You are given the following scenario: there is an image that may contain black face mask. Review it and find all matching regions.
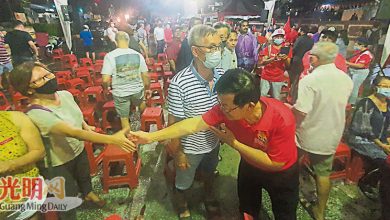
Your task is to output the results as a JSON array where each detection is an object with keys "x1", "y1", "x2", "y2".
[{"x1": 34, "y1": 78, "x2": 58, "y2": 94}]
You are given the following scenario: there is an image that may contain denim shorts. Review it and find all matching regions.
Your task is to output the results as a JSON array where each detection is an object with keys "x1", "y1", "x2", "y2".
[
  {"x1": 113, "y1": 90, "x2": 144, "y2": 118},
  {"x1": 175, "y1": 145, "x2": 220, "y2": 190},
  {"x1": 0, "y1": 62, "x2": 13, "y2": 75}
]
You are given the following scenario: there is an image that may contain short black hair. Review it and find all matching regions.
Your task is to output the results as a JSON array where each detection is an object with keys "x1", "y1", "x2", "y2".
[
  {"x1": 299, "y1": 25, "x2": 310, "y2": 34},
  {"x1": 356, "y1": 37, "x2": 369, "y2": 47},
  {"x1": 240, "y1": 20, "x2": 249, "y2": 27},
  {"x1": 215, "y1": 68, "x2": 260, "y2": 107},
  {"x1": 12, "y1": 20, "x2": 24, "y2": 28},
  {"x1": 320, "y1": 30, "x2": 338, "y2": 42},
  {"x1": 373, "y1": 75, "x2": 390, "y2": 86}
]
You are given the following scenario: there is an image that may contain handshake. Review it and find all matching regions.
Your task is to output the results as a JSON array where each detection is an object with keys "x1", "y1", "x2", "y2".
[{"x1": 111, "y1": 129, "x2": 153, "y2": 153}]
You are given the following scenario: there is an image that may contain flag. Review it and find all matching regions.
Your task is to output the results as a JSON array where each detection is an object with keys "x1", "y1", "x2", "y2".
[{"x1": 284, "y1": 16, "x2": 291, "y2": 35}]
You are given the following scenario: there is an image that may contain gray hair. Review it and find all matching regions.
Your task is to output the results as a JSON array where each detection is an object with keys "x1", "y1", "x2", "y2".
[
  {"x1": 188, "y1": 24, "x2": 217, "y2": 47},
  {"x1": 115, "y1": 31, "x2": 130, "y2": 43},
  {"x1": 310, "y1": 42, "x2": 339, "y2": 64}
]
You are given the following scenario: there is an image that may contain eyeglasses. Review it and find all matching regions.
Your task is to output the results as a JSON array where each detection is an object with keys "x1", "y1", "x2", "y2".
[
  {"x1": 194, "y1": 44, "x2": 222, "y2": 52},
  {"x1": 29, "y1": 72, "x2": 55, "y2": 88},
  {"x1": 377, "y1": 84, "x2": 390, "y2": 88},
  {"x1": 218, "y1": 100, "x2": 240, "y2": 113}
]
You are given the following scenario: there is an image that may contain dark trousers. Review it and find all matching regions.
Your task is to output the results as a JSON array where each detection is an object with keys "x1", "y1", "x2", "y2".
[
  {"x1": 12, "y1": 56, "x2": 34, "y2": 66},
  {"x1": 156, "y1": 40, "x2": 165, "y2": 54},
  {"x1": 380, "y1": 162, "x2": 390, "y2": 220},
  {"x1": 39, "y1": 149, "x2": 92, "y2": 220},
  {"x1": 238, "y1": 160, "x2": 299, "y2": 220}
]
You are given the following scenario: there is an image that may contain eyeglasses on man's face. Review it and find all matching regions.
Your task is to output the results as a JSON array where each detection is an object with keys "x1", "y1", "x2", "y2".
[
  {"x1": 218, "y1": 100, "x2": 240, "y2": 113},
  {"x1": 194, "y1": 44, "x2": 222, "y2": 53}
]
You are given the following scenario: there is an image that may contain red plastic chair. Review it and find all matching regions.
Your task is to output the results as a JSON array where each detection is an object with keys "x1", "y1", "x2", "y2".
[
  {"x1": 146, "y1": 82, "x2": 165, "y2": 107},
  {"x1": 55, "y1": 70, "x2": 72, "y2": 80},
  {"x1": 0, "y1": 91, "x2": 11, "y2": 111},
  {"x1": 140, "y1": 107, "x2": 165, "y2": 131},
  {"x1": 84, "y1": 141, "x2": 105, "y2": 176},
  {"x1": 83, "y1": 86, "x2": 104, "y2": 109},
  {"x1": 62, "y1": 54, "x2": 79, "y2": 70},
  {"x1": 157, "y1": 53, "x2": 168, "y2": 65},
  {"x1": 102, "y1": 144, "x2": 141, "y2": 193},
  {"x1": 56, "y1": 78, "x2": 67, "y2": 90},
  {"x1": 98, "y1": 52, "x2": 107, "y2": 59},
  {"x1": 148, "y1": 72, "x2": 159, "y2": 82},
  {"x1": 12, "y1": 92, "x2": 29, "y2": 112},
  {"x1": 52, "y1": 49, "x2": 64, "y2": 63},
  {"x1": 80, "y1": 58, "x2": 93, "y2": 67},
  {"x1": 101, "y1": 101, "x2": 120, "y2": 132},
  {"x1": 75, "y1": 69, "x2": 93, "y2": 87},
  {"x1": 95, "y1": 60, "x2": 104, "y2": 65},
  {"x1": 66, "y1": 78, "x2": 85, "y2": 91},
  {"x1": 347, "y1": 150, "x2": 366, "y2": 183}
]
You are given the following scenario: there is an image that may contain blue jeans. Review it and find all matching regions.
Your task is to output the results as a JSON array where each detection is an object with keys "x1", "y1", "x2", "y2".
[
  {"x1": 175, "y1": 145, "x2": 220, "y2": 190},
  {"x1": 260, "y1": 79, "x2": 284, "y2": 100},
  {"x1": 0, "y1": 62, "x2": 13, "y2": 75},
  {"x1": 348, "y1": 68, "x2": 369, "y2": 105}
]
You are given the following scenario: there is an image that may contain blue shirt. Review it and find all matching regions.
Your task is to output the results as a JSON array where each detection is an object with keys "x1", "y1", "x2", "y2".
[{"x1": 80, "y1": 30, "x2": 93, "y2": 46}]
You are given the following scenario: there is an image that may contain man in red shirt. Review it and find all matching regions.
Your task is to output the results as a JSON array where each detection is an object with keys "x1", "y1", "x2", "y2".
[
  {"x1": 300, "y1": 30, "x2": 347, "y2": 80},
  {"x1": 165, "y1": 27, "x2": 182, "y2": 73},
  {"x1": 258, "y1": 28, "x2": 292, "y2": 100},
  {"x1": 346, "y1": 37, "x2": 373, "y2": 104},
  {"x1": 130, "y1": 69, "x2": 299, "y2": 220}
]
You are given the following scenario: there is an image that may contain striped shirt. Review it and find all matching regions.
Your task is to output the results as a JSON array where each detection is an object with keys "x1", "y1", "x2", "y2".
[
  {"x1": 168, "y1": 63, "x2": 224, "y2": 154},
  {"x1": 0, "y1": 37, "x2": 11, "y2": 65}
]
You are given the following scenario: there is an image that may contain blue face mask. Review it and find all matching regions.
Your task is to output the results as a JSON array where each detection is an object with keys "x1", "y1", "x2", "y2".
[
  {"x1": 377, "y1": 87, "x2": 390, "y2": 98},
  {"x1": 353, "y1": 45, "x2": 360, "y2": 51},
  {"x1": 203, "y1": 50, "x2": 222, "y2": 69},
  {"x1": 274, "y1": 38, "x2": 284, "y2": 45}
]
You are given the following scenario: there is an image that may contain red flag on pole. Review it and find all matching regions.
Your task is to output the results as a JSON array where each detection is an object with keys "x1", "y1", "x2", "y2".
[{"x1": 284, "y1": 16, "x2": 291, "y2": 34}]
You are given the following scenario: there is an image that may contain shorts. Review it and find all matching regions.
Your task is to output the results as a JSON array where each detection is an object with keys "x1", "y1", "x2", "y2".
[
  {"x1": 175, "y1": 145, "x2": 220, "y2": 190},
  {"x1": 84, "y1": 45, "x2": 94, "y2": 53},
  {"x1": 113, "y1": 90, "x2": 144, "y2": 118},
  {"x1": 0, "y1": 62, "x2": 13, "y2": 75},
  {"x1": 299, "y1": 148, "x2": 334, "y2": 177}
]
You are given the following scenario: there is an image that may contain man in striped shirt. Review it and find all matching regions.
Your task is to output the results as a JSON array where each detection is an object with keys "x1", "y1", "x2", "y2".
[
  {"x1": 0, "y1": 26, "x2": 12, "y2": 89},
  {"x1": 167, "y1": 24, "x2": 223, "y2": 219}
]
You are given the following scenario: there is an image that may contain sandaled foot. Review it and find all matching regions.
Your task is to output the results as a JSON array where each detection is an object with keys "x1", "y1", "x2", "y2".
[
  {"x1": 85, "y1": 192, "x2": 106, "y2": 208},
  {"x1": 178, "y1": 206, "x2": 191, "y2": 220}
]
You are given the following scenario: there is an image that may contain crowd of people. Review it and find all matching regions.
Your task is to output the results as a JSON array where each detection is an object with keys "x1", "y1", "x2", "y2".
[{"x1": 0, "y1": 14, "x2": 389, "y2": 220}]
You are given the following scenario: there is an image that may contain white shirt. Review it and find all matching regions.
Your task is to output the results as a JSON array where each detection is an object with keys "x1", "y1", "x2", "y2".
[
  {"x1": 101, "y1": 48, "x2": 148, "y2": 97},
  {"x1": 154, "y1": 27, "x2": 165, "y2": 41},
  {"x1": 106, "y1": 27, "x2": 118, "y2": 42},
  {"x1": 220, "y1": 47, "x2": 237, "y2": 71},
  {"x1": 294, "y1": 63, "x2": 353, "y2": 155}
]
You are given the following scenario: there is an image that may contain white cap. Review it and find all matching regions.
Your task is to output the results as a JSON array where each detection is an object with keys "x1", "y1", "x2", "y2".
[
  {"x1": 328, "y1": 26, "x2": 336, "y2": 32},
  {"x1": 83, "y1": 25, "x2": 89, "y2": 30},
  {"x1": 271, "y1": 28, "x2": 285, "y2": 37}
]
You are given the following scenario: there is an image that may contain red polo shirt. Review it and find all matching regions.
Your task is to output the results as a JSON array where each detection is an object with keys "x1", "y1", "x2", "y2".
[
  {"x1": 300, "y1": 51, "x2": 348, "y2": 79},
  {"x1": 259, "y1": 44, "x2": 293, "y2": 82},
  {"x1": 349, "y1": 50, "x2": 373, "y2": 69},
  {"x1": 202, "y1": 97, "x2": 297, "y2": 171}
]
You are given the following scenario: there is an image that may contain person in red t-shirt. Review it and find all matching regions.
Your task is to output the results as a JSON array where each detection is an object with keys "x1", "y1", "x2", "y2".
[
  {"x1": 165, "y1": 27, "x2": 182, "y2": 73},
  {"x1": 164, "y1": 23, "x2": 173, "y2": 44},
  {"x1": 346, "y1": 37, "x2": 373, "y2": 104},
  {"x1": 258, "y1": 28, "x2": 292, "y2": 100},
  {"x1": 130, "y1": 69, "x2": 299, "y2": 220},
  {"x1": 300, "y1": 30, "x2": 348, "y2": 80}
]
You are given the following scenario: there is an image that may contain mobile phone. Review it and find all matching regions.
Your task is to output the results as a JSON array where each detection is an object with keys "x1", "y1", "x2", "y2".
[{"x1": 279, "y1": 46, "x2": 290, "y2": 55}]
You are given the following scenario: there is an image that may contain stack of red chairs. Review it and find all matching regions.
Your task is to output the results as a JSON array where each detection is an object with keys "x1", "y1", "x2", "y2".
[
  {"x1": 52, "y1": 48, "x2": 65, "y2": 63},
  {"x1": 62, "y1": 54, "x2": 79, "y2": 70},
  {"x1": 75, "y1": 67, "x2": 93, "y2": 87},
  {"x1": 0, "y1": 91, "x2": 11, "y2": 111},
  {"x1": 12, "y1": 92, "x2": 29, "y2": 112}
]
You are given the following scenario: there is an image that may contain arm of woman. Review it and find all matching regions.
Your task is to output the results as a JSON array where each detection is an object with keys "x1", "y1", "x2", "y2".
[
  {"x1": 5, "y1": 112, "x2": 45, "y2": 172},
  {"x1": 49, "y1": 121, "x2": 136, "y2": 152}
]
